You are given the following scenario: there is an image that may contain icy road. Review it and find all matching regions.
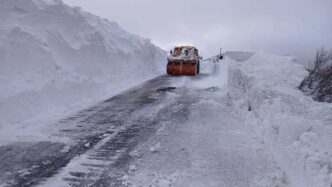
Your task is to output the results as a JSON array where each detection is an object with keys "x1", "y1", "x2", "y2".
[{"x1": 0, "y1": 56, "x2": 284, "y2": 187}]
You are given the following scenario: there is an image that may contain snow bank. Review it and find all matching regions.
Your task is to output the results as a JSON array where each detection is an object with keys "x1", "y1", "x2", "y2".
[
  {"x1": 227, "y1": 53, "x2": 332, "y2": 187},
  {"x1": 0, "y1": 0, "x2": 166, "y2": 130}
]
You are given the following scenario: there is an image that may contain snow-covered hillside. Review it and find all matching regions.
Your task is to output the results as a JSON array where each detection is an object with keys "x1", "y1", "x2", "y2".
[
  {"x1": 227, "y1": 53, "x2": 332, "y2": 187},
  {"x1": 0, "y1": 1, "x2": 331, "y2": 186},
  {"x1": 0, "y1": 0, "x2": 166, "y2": 130}
]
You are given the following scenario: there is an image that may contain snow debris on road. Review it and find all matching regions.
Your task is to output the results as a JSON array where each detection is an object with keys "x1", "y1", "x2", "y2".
[
  {"x1": 149, "y1": 142, "x2": 162, "y2": 153},
  {"x1": 126, "y1": 55, "x2": 286, "y2": 187}
]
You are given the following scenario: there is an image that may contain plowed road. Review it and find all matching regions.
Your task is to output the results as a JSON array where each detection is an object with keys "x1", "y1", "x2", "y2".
[{"x1": 0, "y1": 60, "x2": 282, "y2": 187}]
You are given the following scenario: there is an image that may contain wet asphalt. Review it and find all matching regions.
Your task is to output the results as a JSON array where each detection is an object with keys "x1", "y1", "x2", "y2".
[{"x1": 0, "y1": 75, "x2": 200, "y2": 187}]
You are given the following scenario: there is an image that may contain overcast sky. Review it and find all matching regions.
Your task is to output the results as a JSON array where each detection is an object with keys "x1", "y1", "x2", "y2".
[{"x1": 63, "y1": 0, "x2": 332, "y2": 62}]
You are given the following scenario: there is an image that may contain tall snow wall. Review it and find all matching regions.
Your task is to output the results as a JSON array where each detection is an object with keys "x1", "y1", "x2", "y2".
[
  {"x1": 0, "y1": 0, "x2": 166, "y2": 127},
  {"x1": 227, "y1": 53, "x2": 332, "y2": 187}
]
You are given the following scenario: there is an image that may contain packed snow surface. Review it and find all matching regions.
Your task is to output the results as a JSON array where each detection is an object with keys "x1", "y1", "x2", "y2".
[
  {"x1": 38, "y1": 57, "x2": 285, "y2": 187},
  {"x1": 0, "y1": 0, "x2": 165, "y2": 144},
  {"x1": 125, "y1": 60, "x2": 284, "y2": 187}
]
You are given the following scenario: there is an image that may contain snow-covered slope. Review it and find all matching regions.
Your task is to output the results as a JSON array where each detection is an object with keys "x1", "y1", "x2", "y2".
[
  {"x1": 0, "y1": 0, "x2": 166, "y2": 129},
  {"x1": 227, "y1": 53, "x2": 332, "y2": 187}
]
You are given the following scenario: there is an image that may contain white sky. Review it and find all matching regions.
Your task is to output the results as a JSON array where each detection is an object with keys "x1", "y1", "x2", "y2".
[{"x1": 63, "y1": 0, "x2": 332, "y2": 62}]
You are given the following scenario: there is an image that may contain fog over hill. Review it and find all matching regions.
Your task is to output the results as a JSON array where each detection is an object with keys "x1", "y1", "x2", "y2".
[{"x1": 64, "y1": 0, "x2": 332, "y2": 63}]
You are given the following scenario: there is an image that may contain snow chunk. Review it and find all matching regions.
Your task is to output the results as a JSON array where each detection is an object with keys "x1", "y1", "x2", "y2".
[{"x1": 149, "y1": 142, "x2": 161, "y2": 153}]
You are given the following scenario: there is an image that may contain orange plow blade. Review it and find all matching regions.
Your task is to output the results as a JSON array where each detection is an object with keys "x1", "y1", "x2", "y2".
[{"x1": 167, "y1": 61, "x2": 197, "y2": 76}]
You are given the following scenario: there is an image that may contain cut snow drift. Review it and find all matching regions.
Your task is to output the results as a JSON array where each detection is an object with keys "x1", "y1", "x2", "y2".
[
  {"x1": 0, "y1": 0, "x2": 166, "y2": 135},
  {"x1": 227, "y1": 53, "x2": 332, "y2": 187}
]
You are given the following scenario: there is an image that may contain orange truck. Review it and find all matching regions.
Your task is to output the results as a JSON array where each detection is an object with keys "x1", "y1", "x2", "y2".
[{"x1": 167, "y1": 45, "x2": 202, "y2": 76}]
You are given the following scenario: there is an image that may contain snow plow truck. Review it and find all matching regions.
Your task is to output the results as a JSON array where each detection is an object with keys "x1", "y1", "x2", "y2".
[{"x1": 167, "y1": 45, "x2": 202, "y2": 76}]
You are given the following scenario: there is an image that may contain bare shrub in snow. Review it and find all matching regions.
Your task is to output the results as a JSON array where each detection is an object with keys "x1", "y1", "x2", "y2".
[{"x1": 299, "y1": 48, "x2": 332, "y2": 103}]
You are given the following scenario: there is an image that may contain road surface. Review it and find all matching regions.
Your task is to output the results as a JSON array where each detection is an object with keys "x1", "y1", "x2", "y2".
[{"x1": 0, "y1": 60, "x2": 284, "y2": 187}]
